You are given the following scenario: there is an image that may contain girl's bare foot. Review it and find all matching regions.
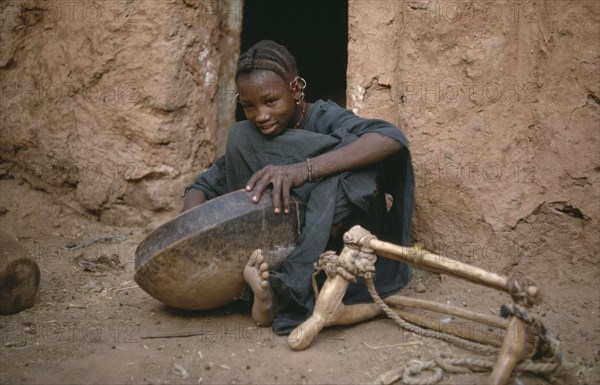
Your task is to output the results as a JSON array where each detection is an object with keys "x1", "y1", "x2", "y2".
[{"x1": 243, "y1": 249, "x2": 278, "y2": 326}]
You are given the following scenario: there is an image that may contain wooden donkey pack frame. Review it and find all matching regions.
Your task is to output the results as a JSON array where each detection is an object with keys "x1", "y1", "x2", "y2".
[{"x1": 288, "y1": 226, "x2": 564, "y2": 385}]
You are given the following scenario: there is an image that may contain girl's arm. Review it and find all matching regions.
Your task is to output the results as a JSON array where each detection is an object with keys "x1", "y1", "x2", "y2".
[
  {"x1": 310, "y1": 132, "x2": 403, "y2": 179},
  {"x1": 246, "y1": 132, "x2": 403, "y2": 214},
  {"x1": 181, "y1": 188, "x2": 207, "y2": 213},
  {"x1": 181, "y1": 156, "x2": 227, "y2": 213}
]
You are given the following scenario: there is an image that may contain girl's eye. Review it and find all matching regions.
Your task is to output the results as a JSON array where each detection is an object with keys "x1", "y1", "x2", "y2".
[
  {"x1": 242, "y1": 104, "x2": 253, "y2": 110},
  {"x1": 265, "y1": 99, "x2": 275, "y2": 106}
]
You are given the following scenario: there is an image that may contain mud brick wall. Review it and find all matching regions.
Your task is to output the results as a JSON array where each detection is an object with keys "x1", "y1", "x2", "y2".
[
  {"x1": 0, "y1": 0, "x2": 241, "y2": 226},
  {"x1": 2, "y1": 0, "x2": 598, "y2": 278},
  {"x1": 347, "y1": 0, "x2": 599, "y2": 279}
]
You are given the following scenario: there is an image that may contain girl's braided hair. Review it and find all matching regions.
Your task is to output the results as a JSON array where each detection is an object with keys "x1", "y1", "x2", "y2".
[{"x1": 236, "y1": 40, "x2": 299, "y2": 83}]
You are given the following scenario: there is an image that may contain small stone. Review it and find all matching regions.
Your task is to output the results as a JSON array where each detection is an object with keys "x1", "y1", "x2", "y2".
[
  {"x1": 173, "y1": 364, "x2": 189, "y2": 379},
  {"x1": 415, "y1": 282, "x2": 426, "y2": 293},
  {"x1": 0, "y1": 207, "x2": 7, "y2": 215}
]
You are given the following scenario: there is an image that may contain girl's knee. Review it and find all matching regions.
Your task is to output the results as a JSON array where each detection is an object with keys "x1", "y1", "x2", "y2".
[{"x1": 226, "y1": 121, "x2": 262, "y2": 153}]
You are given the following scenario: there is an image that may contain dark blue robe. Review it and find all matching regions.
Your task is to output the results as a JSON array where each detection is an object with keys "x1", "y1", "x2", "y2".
[{"x1": 187, "y1": 100, "x2": 415, "y2": 334}]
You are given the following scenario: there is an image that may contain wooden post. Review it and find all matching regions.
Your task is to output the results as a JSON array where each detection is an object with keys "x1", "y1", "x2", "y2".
[
  {"x1": 0, "y1": 230, "x2": 40, "y2": 314},
  {"x1": 384, "y1": 295, "x2": 508, "y2": 329},
  {"x1": 392, "y1": 308, "x2": 505, "y2": 347},
  {"x1": 351, "y1": 227, "x2": 539, "y2": 305}
]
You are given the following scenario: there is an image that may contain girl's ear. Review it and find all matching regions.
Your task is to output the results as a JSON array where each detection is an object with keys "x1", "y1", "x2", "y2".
[{"x1": 289, "y1": 77, "x2": 307, "y2": 104}]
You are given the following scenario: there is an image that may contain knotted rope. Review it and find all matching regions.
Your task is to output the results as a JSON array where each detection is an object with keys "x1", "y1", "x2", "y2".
[
  {"x1": 311, "y1": 230, "x2": 377, "y2": 295},
  {"x1": 364, "y1": 278, "x2": 498, "y2": 355},
  {"x1": 389, "y1": 352, "x2": 564, "y2": 385},
  {"x1": 506, "y1": 273, "x2": 542, "y2": 307}
]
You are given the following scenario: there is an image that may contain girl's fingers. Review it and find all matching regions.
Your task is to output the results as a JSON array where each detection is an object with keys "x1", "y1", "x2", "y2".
[
  {"x1": 246, "y1": 165, "x2": 295, "y2": 213},
  {"x1": 271, "y1": 177, "x2": 282, "y2": 214},
  {"x1": 282, "y1": 185, "x2": 291, "y2": 214},
  {"x1": 246, "y1": 168, "x2": 264, "y2": 192},
  {"x1": 252, "y1": 175, "x2": 271, "y2": 203}
]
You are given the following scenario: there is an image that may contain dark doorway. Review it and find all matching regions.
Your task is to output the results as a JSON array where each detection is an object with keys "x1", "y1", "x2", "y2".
[{"x1": 237, "y1": 0, "x2": 348, "y2": 121}]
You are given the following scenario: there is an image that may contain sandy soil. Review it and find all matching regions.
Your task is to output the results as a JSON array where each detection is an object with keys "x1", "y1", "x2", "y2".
[{"x1": 0, "y1": 178, "x2": 598, "y2": 385}]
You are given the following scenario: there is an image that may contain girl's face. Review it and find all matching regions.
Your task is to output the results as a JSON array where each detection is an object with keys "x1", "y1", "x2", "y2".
[{"x1": 236, "y1": 70, "x2": 297, "y2": 137}]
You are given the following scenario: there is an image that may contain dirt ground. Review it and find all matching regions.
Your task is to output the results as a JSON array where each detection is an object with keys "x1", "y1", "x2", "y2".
[{"x1": 0, "y1": 177, "x2": 598, "y2": 385}]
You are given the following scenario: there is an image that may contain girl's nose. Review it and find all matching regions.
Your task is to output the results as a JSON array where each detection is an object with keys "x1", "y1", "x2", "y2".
[{"x1": 255, "y1": 108, "x2": 270, "y2": 123}]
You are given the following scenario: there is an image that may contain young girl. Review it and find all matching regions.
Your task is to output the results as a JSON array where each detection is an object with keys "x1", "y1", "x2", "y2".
[{"x1": 183, "y1": 40, "x2": 414, "y2": 334}]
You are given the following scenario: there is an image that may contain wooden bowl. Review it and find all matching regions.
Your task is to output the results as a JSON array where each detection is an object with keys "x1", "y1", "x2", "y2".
[{"x1": 134, "y1": 190, "x2": 305, "y2": 310}]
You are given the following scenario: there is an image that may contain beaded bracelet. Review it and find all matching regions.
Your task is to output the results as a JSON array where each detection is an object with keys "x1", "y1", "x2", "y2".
[{"x1": 306, "y1": 158, "x2": 313, "y2": 183}]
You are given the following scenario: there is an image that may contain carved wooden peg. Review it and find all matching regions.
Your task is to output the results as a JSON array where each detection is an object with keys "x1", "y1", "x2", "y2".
[
  {"x1": 288, "y1": 274, "x2": 349, "y2": 351},
  {"x1": 488, "y1": 315, "x2": 535, "y2": 385},
  {"x1": 288, "y1": 228, "x2": 381, "y2": 351}
]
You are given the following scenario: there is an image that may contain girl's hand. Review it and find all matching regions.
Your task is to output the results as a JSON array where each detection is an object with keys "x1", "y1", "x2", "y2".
[{"x1": 246, "y1": 163, "x2": 308, "y2": 214}]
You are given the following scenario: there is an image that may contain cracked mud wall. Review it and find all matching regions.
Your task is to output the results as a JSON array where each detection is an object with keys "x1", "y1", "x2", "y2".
[
  {"x1": 0, "y1": 0, "x2": 241, "y2": 226},
  {"x1": 1, "y1": 0, "x2": 598, "y2": 278},
  {"x1": 348, "y1": 0, "x2": 599, "y2": 278}
]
